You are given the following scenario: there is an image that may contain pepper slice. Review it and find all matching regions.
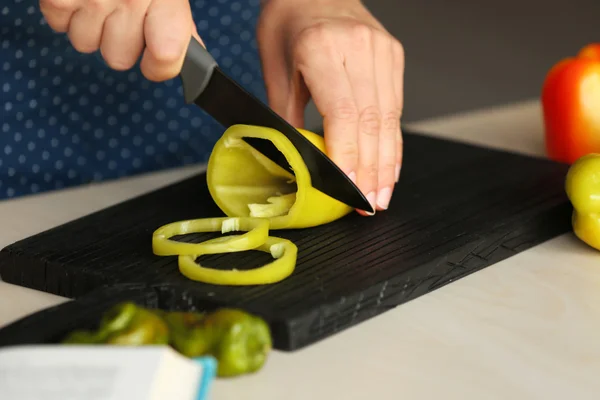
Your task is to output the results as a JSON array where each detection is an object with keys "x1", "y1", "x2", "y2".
[
  {"x1": 152, "y1": 126, "x2": 353, "y2": 287},
  {"x1": 178, "y1": 235, "x2": 297, "y2": 285},
  {"x1": 152, "y1": 217, "x2": 269, "y2": 256},
  {"x1": 206, "y1": 125, "x2": 353, "y2": 229}
]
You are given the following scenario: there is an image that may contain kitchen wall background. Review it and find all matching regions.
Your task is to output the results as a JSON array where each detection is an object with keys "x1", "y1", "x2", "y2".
[{"x1": 305, "y1": 0, "x2": 600, "y2": 128}]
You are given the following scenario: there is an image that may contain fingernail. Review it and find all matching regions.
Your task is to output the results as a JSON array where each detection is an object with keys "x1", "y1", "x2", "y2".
[
  {"x1": 377, "y1": 187, "x2": 393, "y2": 210},
  {"x1": 395, "y1": 164, "x2": 401, "y2": 182},
  {"x1": 366, "y1": 191, "x2": 377, "y2": 215},
  {"x1": 348, "y1": 171, "x2": 357, "y2": 184}
]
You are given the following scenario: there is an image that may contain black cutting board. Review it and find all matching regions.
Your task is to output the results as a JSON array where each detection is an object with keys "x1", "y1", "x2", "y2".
[{"x1": 0, "y1": 130, "x2": 573, "y2": 350}]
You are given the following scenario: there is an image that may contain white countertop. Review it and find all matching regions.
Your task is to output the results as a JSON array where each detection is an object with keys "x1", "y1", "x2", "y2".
[{"x1": 1, "y1": 99, "x2": 599, "y2": 400}]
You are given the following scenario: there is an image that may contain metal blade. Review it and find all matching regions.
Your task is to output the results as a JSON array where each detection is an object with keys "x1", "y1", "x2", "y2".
[{"x1": 192, "y1": 67, "x2": 373, "y2": 213}]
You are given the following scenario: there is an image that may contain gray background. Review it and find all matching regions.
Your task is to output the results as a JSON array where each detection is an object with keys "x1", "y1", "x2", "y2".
[{"x1": 305, "y1": 0, "x2": 600, "y2": 129}]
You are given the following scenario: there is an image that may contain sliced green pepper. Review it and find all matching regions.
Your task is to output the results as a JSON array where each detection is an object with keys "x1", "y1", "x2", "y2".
[
  {"x1": 178, "y1": 235, "x2": 297, "y2": 285},
  {"x1": 207, "y1": 125, "x2": 353, "y2": 229},
  {"x1": 152, "y1": 125, "x2": 356, "y2": 287},
  {"x1": 153, "y1": 217, "x2": 270, "y2": 256}
]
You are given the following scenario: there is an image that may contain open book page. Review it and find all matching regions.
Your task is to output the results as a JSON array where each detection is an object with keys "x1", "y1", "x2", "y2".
[
  {"x1": 152, "y1": 346, "x2": 204, "y2": 400},
  {"x1": 0, "y1": 345, "x2": 214, "y2": 400}
]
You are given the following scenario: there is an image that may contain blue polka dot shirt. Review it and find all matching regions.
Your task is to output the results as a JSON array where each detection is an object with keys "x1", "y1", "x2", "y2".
[{"x1": 0, "y1": 0, "x2": 267, "y2": 200}]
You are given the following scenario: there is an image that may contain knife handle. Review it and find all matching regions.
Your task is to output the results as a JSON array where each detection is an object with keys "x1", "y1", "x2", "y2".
[{"x1": 180, "y1": 36, "x2": 218, "y2": 104}]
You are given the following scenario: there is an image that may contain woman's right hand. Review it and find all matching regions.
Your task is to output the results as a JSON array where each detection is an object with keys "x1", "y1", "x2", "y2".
[{"x1": 39, "y1": 0, "x2": 203, "y2": 81}]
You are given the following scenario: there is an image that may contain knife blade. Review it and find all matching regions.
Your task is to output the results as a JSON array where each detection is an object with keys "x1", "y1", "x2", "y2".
[{"x1": 178, "y1": 36, "x2": 374, "y2": 214}]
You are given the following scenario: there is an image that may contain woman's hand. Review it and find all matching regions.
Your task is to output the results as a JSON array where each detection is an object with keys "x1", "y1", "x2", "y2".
[
  {"x1": 257, "y1": 0, "x2": 405, "y2": 215},
  {"x1": 39, "y1": 0, "x2": 202, "y2": 81}
]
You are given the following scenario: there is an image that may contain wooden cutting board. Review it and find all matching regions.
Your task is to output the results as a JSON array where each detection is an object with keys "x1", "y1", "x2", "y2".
[{"x1": 0, "y1": 130, "x2": 573, "y2": 350}]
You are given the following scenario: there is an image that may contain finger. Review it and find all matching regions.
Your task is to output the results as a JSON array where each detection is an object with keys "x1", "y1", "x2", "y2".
[
  {"x1": 282, "y1": 72, "x2": 310, "y2": 128},
  {"x1": 68, "y1": 0, "x2": 118, "y2": 53},
  {"x1": 392, "y1": 40, "x2": 405, "y2": 181},
  {"x1": 293, "y1": 27, "x2": 360, "y2": 188},
  {"x1": 344, "y1": 26, "x2": 381, "y2": 215},
  {"x1": 373, "y1": 33, "x2": 399, "y2": 211},
  {"x1": 39, "y1": 0, "x2": 80, "y2": 32},
  {"x1": 100, "y1": 1, "x2": 149, "y2": 69},
  {"x1": 257, "y1": 21, "x2": 309, "y2": 129},
  {"x1": 140, "y1": 0, "x2": 194, "y2": 81},
  {"x1": 258, "y1": 29, "x2": 290, "y2": 120}
]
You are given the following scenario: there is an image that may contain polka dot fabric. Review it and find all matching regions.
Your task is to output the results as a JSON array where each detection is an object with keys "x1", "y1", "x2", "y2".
[{"x1": 0, "y1": 0, "x2": 267, "y2": 200}]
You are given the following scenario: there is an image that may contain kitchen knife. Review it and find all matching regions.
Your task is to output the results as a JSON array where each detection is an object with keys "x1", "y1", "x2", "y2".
[{"x1": 178, "y1": 36, "x2": 374, "y2": 214}]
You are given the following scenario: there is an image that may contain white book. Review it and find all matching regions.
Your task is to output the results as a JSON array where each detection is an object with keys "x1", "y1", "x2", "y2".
[{"x1": 0, "y1": 344, "x2": 217, "y2": 400}]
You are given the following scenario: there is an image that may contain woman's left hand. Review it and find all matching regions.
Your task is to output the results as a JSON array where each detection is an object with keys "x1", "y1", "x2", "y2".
[{"x1": 257, "y1": 0, "x2": 405, "y2": 215}]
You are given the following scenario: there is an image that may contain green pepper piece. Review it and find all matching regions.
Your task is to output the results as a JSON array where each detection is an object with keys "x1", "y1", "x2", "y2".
[
  {"x1": 104, "y1": 307, "x2": 170, "y2": 346},
  {"x1": 202, "y1": 309, "x2": 272, "y2": 377},
  {"x1": 61, "y1": 302, "x2": 169, "y2": 346},
  {"x1": 96, "y1": 302, "x2": 139, "y2": 338},
  {"x1": 62, "y1": 330, "x2": 100, "y2": 344},
  {"x1": 61, "y1": 302, "x2": 138, "y2": 344},
  {"x1": 160, "y1": 310, "x2": 213, "y2": 357}
]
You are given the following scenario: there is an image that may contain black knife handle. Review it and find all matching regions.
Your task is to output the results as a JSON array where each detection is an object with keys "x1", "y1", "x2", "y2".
[{"x1": 180, "y1": 36, "x2": 218, "y2": 104}]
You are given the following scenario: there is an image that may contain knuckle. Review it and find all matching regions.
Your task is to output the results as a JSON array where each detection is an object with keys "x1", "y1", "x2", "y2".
[
  {"x1": 295, "y1": 23, "x2": 330, "y2": 53},
  {"x1": 350, "y1": 23, "x2": 373, "y2": 45},
  {"x1": 338, "y1": 141, "x2": 358, "y2": 159},
  {"x1": 381, "y1": 160, "x2": 397, "y2": 173},
  {"x1": 329, "y1": 98, "x2": 358, "y2": 121},
  {"x1": 293, "y1": 23, "x2": 338, "y2": 65},
  {"x1": 141, "y1": 64, "x2": 177, "y2": 82},
  {"x1": 360, "y1": 162, "x2": 378, "y2": 179},
  {"x1": 72, "y1": 42, "x2": 99, "y2": 54},
  {"x1": 101, "y1": 45, "x2": 139, "y2": 70},
  {"x1": 393, "y1": 39, "x2": 405, "y2": 61},
  {"x1": 105, "y1": 56, "x2": 136, "y2": 71},
  {"x1": 86, "y1": 0, "x2": 111, "y2": 12},
  {"x1": 152, "y1": 48, "x2": 183, "y2": 65},
  {"x1": 293, "y1": 23, "x2": 348, "y2": 71},
  {"x1": 68, "y1": 33, "x2": 99, "y2": 53},
  {"x1": 45, "y1": 19, "x2": 69, "y2": 32},
  {"x1": 121, "y1": 0, "x2": 139, "y2": 8},
  {"x1": 373, "y1": 29, "x2": 391, "y2": 45},
  {"x1": 331, "y1": 141, "x2": 358, "y2": 168},
  {"x1": 300, "y1": 23, "x2": 331, "y2": 45},
  {"x1": 359, "y1": 105, "x2": 381, "y2": 137},
  {"x1": 382, "y1": 111, "x2": 400, "y2": 132},
  {"x1": 41, "y1": 0, "x2": 75, "y2": 12}
]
